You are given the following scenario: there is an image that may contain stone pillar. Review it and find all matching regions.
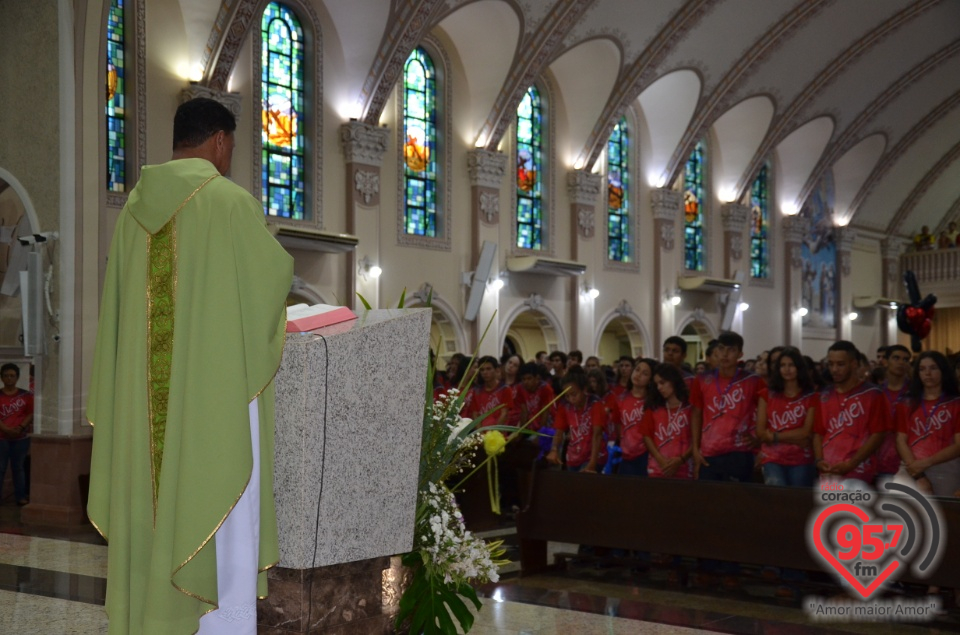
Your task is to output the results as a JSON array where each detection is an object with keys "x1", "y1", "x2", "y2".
[
  {"x1": 340, "y1": 122, "x2": 388, "y2": 310},
  {"x1": 650, "y1": 188, "x2": 683, "y2": 347},
  {"x1": 782, "y1": 215, "x2": 809, "y2": 347},
  {"x1": 880, "y1": 238, "x2": 903, "y2": 346},
  {"x1": 466, "y1": 149, "x2": 507, "y2": 353},
  {"x1": 567, "y1": 170, "x2": 602, "y2": 352},
  {"x1": 835, "y1": 226, "x2": 857, "y2": 341},
  {"x1": 720, "y1": 202, "x2": 749, "y2": 279}
]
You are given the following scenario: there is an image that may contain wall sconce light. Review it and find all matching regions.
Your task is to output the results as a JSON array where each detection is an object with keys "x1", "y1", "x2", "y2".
[
  {"x1": 738, "y1": 302, "x2": 749, "y2": 312},
  {"x1": 666, "y1": 289, "x2": 682, "y2": 306},
  {"x1": 358, "y1": 256, "x2": 382, "y2": 281},
  {"x1": 848, "y1": 311, "x2": 859, "y2": 321},
  {"x1": 581, "y1": 285, "x2": 600, "y2": 300},
  {"x1": 797, "y1": 307, "x2": 809, "y2": 317},
  {"x1": 488, "y1": 277, "x2": 505, "y2": 292}
]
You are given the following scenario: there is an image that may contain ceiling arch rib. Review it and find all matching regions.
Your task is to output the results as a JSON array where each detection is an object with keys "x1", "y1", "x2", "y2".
[
  {"x1": 795, "y1": 38, "x2": 960, "y2": 210},
  {"x1": 659, "y1": 0, "x2": 829, "y2": 190},
  {"x1": 888, "y1": 140, "x2": 960, "y2": 235},
  {"x1": 934, "y1": 195, "x2": 960, "y2": 235},
  {"x1": 475, "y1": 0, "x2": 593, "y2": 150},
  {"x1": 848, "y1": 88, "x2": 960, "y2": 227},
  {"x1": 710, "y1": 96, "x2": 775, "y2": 201},
  {"x1": 734, "y1": 0, "x2": 941, "y2": 201},
  {"x1": 578, "y1": 0, "x2": 717, "y2": 169},
  {"x1": 359, "y1": 0, "x2": 447, "y2": 124}
]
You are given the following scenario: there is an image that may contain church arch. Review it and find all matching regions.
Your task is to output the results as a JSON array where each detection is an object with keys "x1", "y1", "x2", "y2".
[
  {"x1": 404, "y1": 288, "x2": 468, "y2": 368},
  {"x1": 594, "y1": 302, "x2": 651, "y2": 362},
  {"x1": 499, "y1": 299, "x2": 567, "y2": 361}
]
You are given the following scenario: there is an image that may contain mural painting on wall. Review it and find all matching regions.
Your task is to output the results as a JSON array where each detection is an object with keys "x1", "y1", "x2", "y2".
[
  {"x1": 0, "y1": 181, "x2": 27, "y2": 348},
  {"x1": 799, "y1": 170, "x2": 837, "y2": 329}
]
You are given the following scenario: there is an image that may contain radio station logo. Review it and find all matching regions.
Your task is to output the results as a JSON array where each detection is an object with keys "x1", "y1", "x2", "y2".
[{"x1": 805, "y1": 480, "x2": 945, "y2": 621}]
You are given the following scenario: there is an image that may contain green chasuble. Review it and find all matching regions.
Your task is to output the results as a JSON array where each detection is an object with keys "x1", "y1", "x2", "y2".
[{"x1": 87, "y1": 158, "x2": 293, "y2": 634}]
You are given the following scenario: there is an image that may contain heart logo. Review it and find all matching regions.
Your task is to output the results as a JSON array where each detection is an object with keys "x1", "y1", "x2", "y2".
[{"x1": 811, "y1": 503, "x2": 902, "y2": 600}]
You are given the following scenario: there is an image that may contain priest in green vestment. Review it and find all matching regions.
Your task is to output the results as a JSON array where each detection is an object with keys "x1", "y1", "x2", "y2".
[{"x1": 88, "y1": 97, "x2": 293, "y2": 634}]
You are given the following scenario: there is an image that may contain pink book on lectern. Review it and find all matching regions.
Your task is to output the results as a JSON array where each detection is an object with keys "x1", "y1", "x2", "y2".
[{"x1": 285, "y1": 303, "x2": 358, "y2": 333}]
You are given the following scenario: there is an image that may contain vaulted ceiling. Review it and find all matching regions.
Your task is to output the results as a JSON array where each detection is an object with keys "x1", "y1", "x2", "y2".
[{"x1": 191, "y1": 0, "x2": 960, "y2": 239}]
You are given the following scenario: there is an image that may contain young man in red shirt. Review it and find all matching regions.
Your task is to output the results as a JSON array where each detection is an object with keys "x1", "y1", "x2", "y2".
[
  {"x1": 515, "y1": 362, "x2": 556, "y2": 431},
  {"x1": 663, "y1": 335, "x2": 695, "y2": 388},
  {"x1": 0, "y1": 363, "x2": 33, "y2": 505},
  {"x1": 461, "y1": 356, "x2": 516, "y2": 427},
  {"x1": 547, "y1": 372, "x2": 608, "y2": 472},
  {"x1": 813, "y1": 341, "x2": 889, "y2": 487},
  {"x1": 691, "y1": 331, "x2": 762, "y2": 482},
  {"x1": 876, "y1": 344, "x2": 911, "y2": 481},
  {"x1": 611, "y1": 356, "x2": 633, "y2": 397}
]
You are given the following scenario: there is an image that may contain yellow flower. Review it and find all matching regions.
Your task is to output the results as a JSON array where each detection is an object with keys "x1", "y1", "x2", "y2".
[{"x1": 483, "y1": 430, "x2": 506, "y2": 457}]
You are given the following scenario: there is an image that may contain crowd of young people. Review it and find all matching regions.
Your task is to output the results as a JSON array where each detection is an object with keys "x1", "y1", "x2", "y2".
[{"x1": 435, "y1": 334, "x2": 960, "y2": 497}]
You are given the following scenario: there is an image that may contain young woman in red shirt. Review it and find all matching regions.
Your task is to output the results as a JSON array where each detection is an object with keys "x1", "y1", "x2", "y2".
[
  {"x1": 642, "y1": 364, "x2": 693, "y2": 479},
  {"x1": 755, "y1": 346, "x2": 817, "y2": 487},
  {"x1": 617, "y1": 358, "x2": 657, "y2": 477},
  {"x1": 896, "y1": 351, "x2": 960, "y2": 496},
  {"x1": 547, "y1": 370, "x2": 608, "y2": 473}
]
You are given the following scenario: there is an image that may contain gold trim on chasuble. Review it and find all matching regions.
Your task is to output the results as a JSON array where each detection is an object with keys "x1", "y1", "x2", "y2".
[{"x1": 145, "y1": 175, "x2": 218, "y2": 523}]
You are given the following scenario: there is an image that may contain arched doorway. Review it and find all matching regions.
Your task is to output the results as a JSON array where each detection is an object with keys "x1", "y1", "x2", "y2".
[
  {"x1": 597, "y1": 316, "x2": 644, "y2": 364},
  {"x1": 680, "y1": 320, "x2": 714, "y2": 366},
  {"x1": 404, "y1": 292, "x2": 467, "y2": 371},
  {"x1": 0, "y1": 180, "x2": 30, "y2": 348},
  {"x1": 502, "y1": 309, "x2": 563, "y2": 363}
]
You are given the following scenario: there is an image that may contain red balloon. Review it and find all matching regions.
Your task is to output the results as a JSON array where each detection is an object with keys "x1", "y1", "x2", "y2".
[
  {"x1": 916, "y1": 319, "x2": 932, "y2": 339},
  {"x1": 925, "y1": 305, "x2": 936, "y2": 319}
]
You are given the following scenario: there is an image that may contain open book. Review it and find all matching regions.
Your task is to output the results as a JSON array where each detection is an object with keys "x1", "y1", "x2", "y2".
[{"x1": 286, "y1": 303, "x2": 358, "y2": 333}]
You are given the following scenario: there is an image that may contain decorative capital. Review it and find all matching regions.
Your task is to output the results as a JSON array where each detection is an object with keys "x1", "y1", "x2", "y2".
[
  {"x1": 880, "y1": 237, "x2": 904, "y2": 261},
  {"x1": 781, "y1": 215, "x2": 811, "y2": 244},
  {"x1": 720, "y1": 203, "x2": 750, "y2": 233},
  {"x1": 650, "y1": 188, "x2": 682, "y2": 222},
  {"x1": 339, "y1": 121, "x2": 389, "y2": 166},
  {"x1": 614, "y1": 299, "x2": 633, "y2": 317},
  {"x1": 523, "y1": 293, "x2": 544, "y2": 311},
  {"x1": 566, "y1": 170, "x2": 602, "y2": 207},
  {"x1": 659, "y1": 223, "x2": 676, "y2": 252},
  {"x1": 180, "y1": 85, "x2": 242, "y2": 119},
  {"x1": 466, "y1": 149, "x2": 507, "y2": 189},
  {"x1": 834, "y1": 226, "x2": 857, "y2": 253}
]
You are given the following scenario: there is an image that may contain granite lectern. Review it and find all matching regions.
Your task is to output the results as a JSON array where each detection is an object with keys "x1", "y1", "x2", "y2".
[{"x1": 258, "y1": 308, "x2": 431, "y2": 634}]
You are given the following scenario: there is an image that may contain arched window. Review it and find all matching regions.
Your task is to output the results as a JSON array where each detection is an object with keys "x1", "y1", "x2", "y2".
[
  {"x1": 402, "y1": 47, "x2": 437, "y2": 237},
  {"x1": 683, "y1": 139, "x2": 706, "y2": 271},
  {"x1": 750, "y1": 163, "x2": 770, "y2": 279},
  {"x1": 516, "y1": 86, "x2": 543, "y2": 250},
  {"x1": 261, "y1": 2, "x2": 305, "y2": 220},
  {"x1": 106, "y1": 0, "x2": 125, "y2": 192},
  {"x1": 607, "y1": 117, "x2": 630, "y2": 262}
]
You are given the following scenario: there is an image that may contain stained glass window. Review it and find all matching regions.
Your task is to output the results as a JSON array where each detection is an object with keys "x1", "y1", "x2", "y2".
[
  {"x1": 607, "y1": 118, "x2": 630, "y2": 262},
  {"x1": 750, "y1": 163, "x2": 770, "y2": 279},
  {"x1": 106, "y1": 0, "x2": 125, "y2": 192},
  {"x1": 402, "y1": 47, "x2": 437, "y2": 237},
  {"x1": 683, "y1": 140, "x2": 706, "y2": 271},
  {"x1": 261, "y1": 3, "x2": 305, "y2": 220},
  {"x1": 516, "y1": 86, "x2": 543, "y2": 250}
]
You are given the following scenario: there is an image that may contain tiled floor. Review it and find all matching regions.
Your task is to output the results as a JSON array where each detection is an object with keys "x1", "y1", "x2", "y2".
[{"x1": 3, "y1": 503, "x2": 960, "y2": 634}]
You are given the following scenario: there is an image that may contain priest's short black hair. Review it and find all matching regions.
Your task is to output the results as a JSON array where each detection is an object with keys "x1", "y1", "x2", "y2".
[{"x1": 173, "y1": 97, "x2": 237, "y2": 150}]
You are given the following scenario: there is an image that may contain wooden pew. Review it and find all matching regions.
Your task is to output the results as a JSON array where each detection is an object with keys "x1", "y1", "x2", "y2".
[{"x1": 516, "y1": 468, "x2": 960, "y2": 588}]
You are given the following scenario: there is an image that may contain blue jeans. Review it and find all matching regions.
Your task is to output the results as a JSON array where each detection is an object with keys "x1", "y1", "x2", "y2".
[
  {"x1": 762, "y1": 462, "x2": 816, "y2": 488},
  {"x1": 698, "y1": 451, "x2": 754, "y2": 482},
  {"x1": 618, "y1": 454, "x2": 648, "y2": 477},
  {"x1": 0, "y1": 437, "x2": 30, "y2": 501}
]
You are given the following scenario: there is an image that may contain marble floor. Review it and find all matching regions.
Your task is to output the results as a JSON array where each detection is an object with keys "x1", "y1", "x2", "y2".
[{"x1": 3, "y1": 502, "x2": 960, "y2": 634}]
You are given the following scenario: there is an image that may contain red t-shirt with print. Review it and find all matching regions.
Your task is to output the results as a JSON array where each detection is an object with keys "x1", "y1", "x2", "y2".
[
  {"x1": 617, "y1": 392, "x2": 647, "y2": 461},
  {"x1": 462, "y1": 383, "x2": 516, "y2": 428},
  {"x1": 896, "y1": 396, "x2": 960, "y2": 462},
  {"x1": 759, "y1": 389, "x2": 816, "y2": 466},
  {"x1": 641, "y1": 404, "x2": 692, "y2": 479},
  {"x1": 554, "y1": 395, "x2": 609, "y2": 469},
  {"x1": 690, "y1": 370, "x2": 762, "y2": 457},
  {"x1": 0, "y1": 389, "x2": 33, "y2": 441},
  {"x1": 814, "y1": 382, "x2": 890, "y2": 482},
  {"x1": 514, "y1": 381, "x2": 556, "y2": 430},
  {"x1": 876, "y1": 383, "x2": 909, "y2": 474}
]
